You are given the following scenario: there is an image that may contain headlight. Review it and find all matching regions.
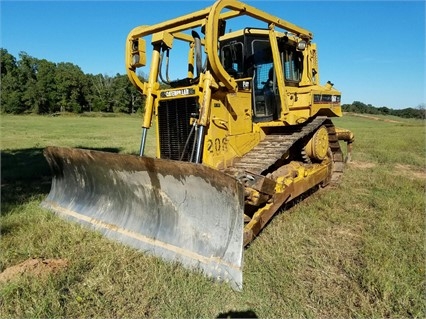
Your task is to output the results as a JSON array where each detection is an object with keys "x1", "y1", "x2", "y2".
[{"x1": 297, "y1": 40, "x2": 307, "y2": 51}]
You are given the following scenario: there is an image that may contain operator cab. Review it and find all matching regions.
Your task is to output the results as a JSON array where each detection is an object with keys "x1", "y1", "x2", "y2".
[{"x1": 220, "y1": 28, "x2": 304, "y2": 122}]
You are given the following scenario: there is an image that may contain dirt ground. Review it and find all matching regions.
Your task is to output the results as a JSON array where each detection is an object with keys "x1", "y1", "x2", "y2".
[{"x1": 0, "y1": 258, "x2": 68, "y2": 283}]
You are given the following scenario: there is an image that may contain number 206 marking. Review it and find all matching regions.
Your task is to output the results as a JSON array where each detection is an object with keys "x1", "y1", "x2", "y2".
[{"x1": 207, "y1": 138, "x2": 228, "y2": 153}]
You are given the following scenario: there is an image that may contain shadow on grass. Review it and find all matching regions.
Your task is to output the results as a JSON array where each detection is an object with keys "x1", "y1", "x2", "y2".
[
  {"x1": 1, "y1": 147, "x2": 122, "y2": 215},
  {"x1": 217, "y1": 310, "x2": 258, "y2": 318}
]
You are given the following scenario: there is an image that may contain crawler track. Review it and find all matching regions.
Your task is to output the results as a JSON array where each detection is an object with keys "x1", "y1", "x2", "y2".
[{"x1": 225, "y1": 116, "x2": 344, "y2": 185}]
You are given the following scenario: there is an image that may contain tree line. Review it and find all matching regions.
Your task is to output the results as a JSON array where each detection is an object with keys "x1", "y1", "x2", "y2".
[
  {"x1": 342, "y1": 102, "x2": 425, "y2": 119},
  {"x1": 1, "y1": 48, "x2": 424, "y2": 119},
  {"x1": 1, "y1": 48, "x2": 145, "y2": 114}
]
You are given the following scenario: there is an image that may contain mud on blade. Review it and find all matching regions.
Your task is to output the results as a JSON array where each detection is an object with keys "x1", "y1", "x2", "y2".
[{"x1": 42, "y1": 146, "x2": 245, "y2": 289}]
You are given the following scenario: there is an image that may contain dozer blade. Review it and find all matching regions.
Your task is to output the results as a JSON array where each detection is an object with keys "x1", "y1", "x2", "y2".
[{"x1": 41, "y1": 146, "x2": 245, "y2": 289}]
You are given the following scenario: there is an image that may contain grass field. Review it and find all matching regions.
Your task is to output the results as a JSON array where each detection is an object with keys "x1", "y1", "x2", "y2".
[{"x1": 1, "y1": 113, "x2": 425, "y2": 318}]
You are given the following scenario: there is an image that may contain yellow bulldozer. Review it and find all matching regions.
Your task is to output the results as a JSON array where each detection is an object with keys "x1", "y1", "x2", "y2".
[{"x1": 42, "y1": 0, "x2": 354, "y2": 290}]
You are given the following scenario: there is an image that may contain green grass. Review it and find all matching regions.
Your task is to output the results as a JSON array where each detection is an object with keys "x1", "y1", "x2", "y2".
[
  {"x1": 1, "y1": 113, "x2": 425, "y2": 318},
  {"x1": 0, "y1": 113, "x2": 155, "y2": 155}
]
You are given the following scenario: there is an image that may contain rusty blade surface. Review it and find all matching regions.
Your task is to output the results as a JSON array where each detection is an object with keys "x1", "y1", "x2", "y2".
[{"x1": 41, "y1": 146, "x2": 244, "y2": 289}]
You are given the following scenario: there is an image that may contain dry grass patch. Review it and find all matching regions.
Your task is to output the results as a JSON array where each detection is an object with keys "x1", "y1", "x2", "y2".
[
  {"x1": 349, "y1": 160, "x2": 376, "y2": 169},
  {"x1": 394, "y1": 163, "x2": 426, "y2": 180},
  {"x1": 346, "y1": 113, "x2": 405, "y2": 124}
]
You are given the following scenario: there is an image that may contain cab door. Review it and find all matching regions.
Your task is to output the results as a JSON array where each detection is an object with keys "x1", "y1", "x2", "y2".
[{"x1": 251, "y1": 39, "x2": 279, "y2": 122}]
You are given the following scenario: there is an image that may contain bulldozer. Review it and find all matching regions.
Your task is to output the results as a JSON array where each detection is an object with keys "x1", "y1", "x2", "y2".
[{"x1": 42, "y1": 0, "x2": 354, "y2": 290}]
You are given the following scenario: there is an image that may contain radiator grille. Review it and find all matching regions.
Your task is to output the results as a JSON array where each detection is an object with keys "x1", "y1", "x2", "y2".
[{"x1": 158, "y1": 97, "x2": 198, "y2": 161}]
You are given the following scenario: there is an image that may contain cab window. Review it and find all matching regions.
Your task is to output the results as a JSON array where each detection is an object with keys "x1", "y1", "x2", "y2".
[{"x1": 221, "y1": 41, "x2": 244, "y2": 77}]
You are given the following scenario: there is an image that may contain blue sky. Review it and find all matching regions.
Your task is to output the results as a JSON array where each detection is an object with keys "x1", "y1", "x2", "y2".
[{"x1": 1, "y1": 1, "x2": 425, "y2": 109}]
